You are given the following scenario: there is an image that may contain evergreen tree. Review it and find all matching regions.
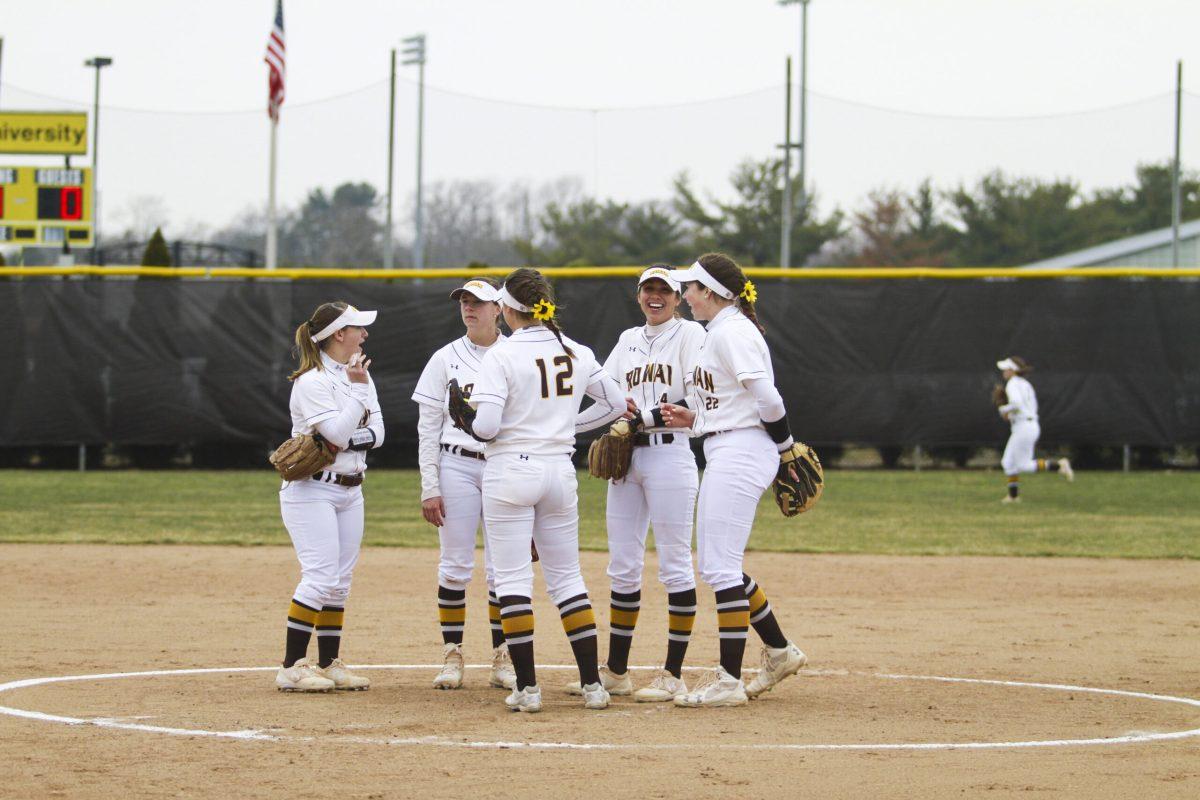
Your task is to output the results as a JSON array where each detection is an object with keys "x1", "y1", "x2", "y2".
[{"x1": 141, "y1": 227, "x2": 172, "y2": 266}]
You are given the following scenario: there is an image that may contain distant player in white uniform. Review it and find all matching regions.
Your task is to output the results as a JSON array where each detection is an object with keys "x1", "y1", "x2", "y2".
[
  {"x1": 412, "y1": 277, "x2": 516, "y2": 691},
  {"x1": 452, "y1": 268, "x2": 627, "y2": 713},
  {"x1": 570, "y1": 265, "x2": 705, "y2": 703},
  {"x1": 275, "y1": 301, "x2": 383, "y2": 693},
  {"x1": 661, "y1": 254, "x2": 808, "y2": 708},
  {"x1": 996, "y1": 356, "x2": 1073, "y2": 503}
]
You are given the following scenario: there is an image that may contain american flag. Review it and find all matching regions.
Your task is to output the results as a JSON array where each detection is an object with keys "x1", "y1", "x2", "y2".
[{"x1": 264, "y1": 0, "x2": 286, "y2": 122}]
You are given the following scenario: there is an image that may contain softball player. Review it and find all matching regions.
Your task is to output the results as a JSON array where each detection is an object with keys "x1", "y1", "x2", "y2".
[
  {"x1": 412, "y1": 278, "x2": 515, "y2": 690},
  {"x1": 569, "y1": 265, "x2": 705, "y2": 703},
  {"x1": 996, "y1": 356, "x2": 1073, "y2": 503},
  {"x1": 276, "y1": 301, "x2": 383, "y2": 692},
  {"x1": 461, "y1": 267, "x2": 627, "y2": 713},
  {"x1": 660, "y1": 254, "x2": 807, "y2": 708}
]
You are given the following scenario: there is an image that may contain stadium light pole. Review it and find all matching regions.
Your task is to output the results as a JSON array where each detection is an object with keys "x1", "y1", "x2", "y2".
[
  {"x1": 778, "y1": 0, "x2": 809, "y2": 265},
  {"x1": 84, "y1": 56, "x2": 113, "y2": 265},
  {"x1": 401, "y1": 34, "x2": 426, "y2": 270}
]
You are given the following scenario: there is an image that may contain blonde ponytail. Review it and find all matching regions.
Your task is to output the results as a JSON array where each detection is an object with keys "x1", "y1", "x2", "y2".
[{"x1": 288, "y1": 301, "x2": 349, "y2": 381}]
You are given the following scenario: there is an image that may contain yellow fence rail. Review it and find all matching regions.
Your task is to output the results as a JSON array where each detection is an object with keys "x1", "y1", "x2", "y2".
[{"x1": 2, "y1": 265, "x2": 1200, "y2": 280}]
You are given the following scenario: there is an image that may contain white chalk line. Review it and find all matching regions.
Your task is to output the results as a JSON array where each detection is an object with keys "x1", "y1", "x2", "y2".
[{"x1": 2, "y1": 665, "x2": 1199, "y2": 752}]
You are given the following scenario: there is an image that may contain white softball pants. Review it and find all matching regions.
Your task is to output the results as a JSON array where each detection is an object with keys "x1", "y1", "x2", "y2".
[
  {"x1": 1001, "y1": 419, "x2": 1041, "y2": 476},
  {"x1": 279, "y1": 479, "x2": 364, "y2": 610},
  {"x1": 696, "y1": 428, "x2": 778, "y2": 593},
  {"x1": 482, "y1": 452, "x2": 587, "y2": 604},
  {"x1": 605, "y1": 440, "x2": 698, "y2": 595},
  {"x1": 436, "y1": 452, "x2": 496, "y2": 591}
]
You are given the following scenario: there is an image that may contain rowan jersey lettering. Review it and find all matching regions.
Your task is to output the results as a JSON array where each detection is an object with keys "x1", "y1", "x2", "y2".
[
  {"x1": 471, "y1": 326, "x2": 605, "y2": 457},
  {"x1": 603, "y1": 318, "x2": 705, "y2": 435},
  {"x1": 411, "y1": 334, "x2": 506, "y2": 450},
  {"x1": 290, "y1": 352, "x2": 383, "y2": 474},
  {"x1": 690, "y1": 306, "x2": 774, "y2": 435}
]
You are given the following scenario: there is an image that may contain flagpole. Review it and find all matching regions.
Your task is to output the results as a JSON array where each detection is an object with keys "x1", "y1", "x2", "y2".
[{"x1": 266, "y1": 116, "x2": 278, "y2": 270}]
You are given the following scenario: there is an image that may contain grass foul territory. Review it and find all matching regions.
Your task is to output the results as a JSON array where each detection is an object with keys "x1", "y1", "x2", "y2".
[{"x1": 2, "y1": 470, "x2": 1197, "y2": 558}]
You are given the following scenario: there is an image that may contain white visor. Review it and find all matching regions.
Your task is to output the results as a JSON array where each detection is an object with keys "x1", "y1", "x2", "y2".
[
  {"x1": 449, "y1": 280, "x2": 500, "y2": 302},
  {"x1": 668, "y1": 261, "x2": 735, "y2": 299},
  {"x1": 638, "y1": 266, "x2": 680, "y2": 293},
  {"x1": 498, "y1": 285, "x2": 531, "y2": 313},
  {"x1": 310, "y1": 305, "x2": 377, "y2": 343},
  {"x1": 996, "y1": 358, "x2": 1019, "y2": 371}
]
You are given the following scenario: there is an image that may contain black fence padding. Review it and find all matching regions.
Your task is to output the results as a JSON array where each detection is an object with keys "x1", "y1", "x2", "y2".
[{"x1": 3, "y1": 276, "x2": 1198, "y2": 450}]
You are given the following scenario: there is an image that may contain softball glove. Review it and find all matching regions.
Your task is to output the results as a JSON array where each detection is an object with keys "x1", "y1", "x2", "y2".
[
  {"x1": 587, "y1": 417, "x2": 641, "y2": 481},
  {"x1": 774, "y1": 441, "x2": 824, "y2": 517},
  {"x1": 269, "y1": 433, "x2": 338, "y2": 481}
]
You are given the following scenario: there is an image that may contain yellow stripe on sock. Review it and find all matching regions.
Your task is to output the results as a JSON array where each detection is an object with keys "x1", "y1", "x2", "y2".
[
  {"x1": 668, "y1": 613, "x2": 696, "y2": 632},
  {"x1": 488, "y1": 604, "x2": 502, "y2": 624},
  {"x1": 561, "y1": 608, "x2": 596, "y2": 633},
  {"x1": 717, "y1": 609, "x2": 750, "y2": 628},
  {"x1": 501, "y1": 614, "x2": 535, "y2": 636},
  {"x1": 438, "y1": 606, "x2": 467, "y2": 624},
  {"x1": 316, "y1": 608, "x2": 344, "y2": 628},
  {"x1": 1007, "y1": 475, "x2": 1019, "y2": 484},
  {"x1": 1037, "y1": 458, "x2": 1046, "y2": 471},
  {"x1": 610, "y1": 608, "x2": 639, "y2": 628},
  {"x1": 747, "y1": 586, "x2": 769, "y2": 616},
  {"x1": 288, "y1": 601, "x2": 319, "y2": 625}
]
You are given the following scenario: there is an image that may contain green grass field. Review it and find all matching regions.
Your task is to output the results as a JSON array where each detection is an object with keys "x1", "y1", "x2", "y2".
[{"x1": 1, "y1": 469, "x2": 1197, "y2": 558}]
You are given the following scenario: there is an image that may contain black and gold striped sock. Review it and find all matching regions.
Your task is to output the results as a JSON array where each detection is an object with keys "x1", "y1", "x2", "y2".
[
  {"x1": 488, "y1": 591, "x2": 505, "y2": 649},
  {"x1": 743, "y1": 574, "x2": 788, "y2": 649},
  {"x1": 283, "y1": 598, "x2": 319, "y2": 667},
  {"x1": 316, "y1": 605, "x2": 344, "y2": 668},
  {"x1": 606, "y1": 589, "x2": 640, "y2": 675},
  {"x1": 1007, "y1": 476, "x2": 1019, "y2": 498},
  {"x1": 664, "y1": 588, "x2": 696, "y2": 678},
  {"x1": 437, "y1": 585, "x2": 467, "y2": 645},
  {"x1": 559, "y1": 593, "x2": 599, "y2": 687},
  {"x1": 499, "y1": 595, "x2": 536, "y2": 689},
  {"x1": 715, "y1": 587, "x2": 750, "y2": 679}
]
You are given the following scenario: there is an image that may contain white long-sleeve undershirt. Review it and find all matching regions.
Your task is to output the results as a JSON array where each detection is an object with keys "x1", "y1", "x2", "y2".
[
  {"x1": 312, "y1": 383, "x2": 370, "y2": 449},
  {"x1": 416, "y1": 403, "x2": 444, "y2": 501},
  {"x1": 745, "y1": 376, "x2": 793, "y2": 451},
  {"x1": 574, "y1": 373, "x2": 630, "y2": 433}
]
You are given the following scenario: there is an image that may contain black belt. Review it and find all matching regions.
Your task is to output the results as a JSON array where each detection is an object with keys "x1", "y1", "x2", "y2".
[
  {"x1": 633, "y1": 432, "x2": 675, "y2": 447},
  {"x1": 442, "y1": 442, "x2": 486, "y2": 461},
  {"x1": 312, "y1": 470, "x2": 364, "y2": 487}
]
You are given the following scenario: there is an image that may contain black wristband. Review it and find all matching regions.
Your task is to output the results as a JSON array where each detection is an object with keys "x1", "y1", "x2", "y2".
[
  {"x1": 650, "y1": 407, "x2": 666, "y2": 427},
  {"x1": 675, "y1": 398, "x2": 689, "y2": 409},
  {"x1": 347, "y1": 428, "x2": 376, "y2": 452},
  {"x1": 762, "y1": 414, "x2": 792, "y2": 445}
]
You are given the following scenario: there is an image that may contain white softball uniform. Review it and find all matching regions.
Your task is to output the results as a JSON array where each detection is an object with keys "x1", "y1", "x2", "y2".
[
  {"x1": 412, "y1": 335, "x2": 506, "y2": 590},
  {"x1": 999, "y1": 375, "x2": 1041, "y2": 476},
  {"x1": 592, "y1": 318, "x2": 705, "y2": 594},
  {"x1": 470, "y1": 326, "x2": 625, "y2": 602},
  {"x1": 281, "y1": 352, "x2": 385, "y2": 610},
  {"x1": 687, "y1": 306, "x2": 783, "y2": 592}
]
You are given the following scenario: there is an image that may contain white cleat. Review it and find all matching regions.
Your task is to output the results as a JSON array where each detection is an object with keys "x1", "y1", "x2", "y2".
[
  {"x1": 565, "y1": 665, "x2": 632, "y2": 696},
  {"x1": 432, "y1": 642, "x2": 464, "y2": 690},
  {"x1": 1001, "y1": 495, "x2": 1021, "y2": 504},
  {"x1": 674, "y1": 666, "x2": 748, "y2": 708},
  {"x1": 317, "y1": 658, "x2": 371, "y2": 691},
  {"x1": 276, "y1": 658, "x2": 335, "y2": 692},
  {"x1": 1058, "y1": 458, "x2": 1074, "y2": 482},
  {"x1": 633, "y1": 669, "x2": 688, "y2": 703},
  {"x1": 490, "y1": 643, "x2": 517, "y2": 689},
  {"x1": 581, "y1": 681, "x2": 611, "y2": 710},
  {"x1": 745, "y1": 642, "x2": 807, "y2": 699},
  {"x1": 505, "y1": 684, "x2": 543, "y2": 713}
]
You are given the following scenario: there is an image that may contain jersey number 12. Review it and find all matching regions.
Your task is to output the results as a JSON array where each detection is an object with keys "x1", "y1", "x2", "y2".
[{"x1": 535, "y1": 356, "x2": 573, "y2": 398}]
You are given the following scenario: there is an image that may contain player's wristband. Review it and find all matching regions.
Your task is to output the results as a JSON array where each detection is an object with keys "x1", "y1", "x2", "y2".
[
  {"x1": 644, "y1": 407, "x2": 665, "y2": 428},
  {"x1": 675, "y1": 398, "x2": 689, "y2": 409},
  {"x1": 347, "y1": 428, "x2": 376, "y2": 452},
  {"x1": 762, "y1": 415, "x2": 793, "y2": 449}
]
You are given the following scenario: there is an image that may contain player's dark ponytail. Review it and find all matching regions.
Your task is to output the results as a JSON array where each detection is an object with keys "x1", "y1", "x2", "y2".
[
  {"x1": 290, "y1": 301, "x2": 348, "y2": 381},
  {"x1": 503, "y1": 267, "x2": 576, "y2": 359},
  {"x1": 1010, "y1": 356, "x2": 1033, "y2": 375},
  {"x1": 698, "y1": 252, "x2": 765, "y2": 334}
]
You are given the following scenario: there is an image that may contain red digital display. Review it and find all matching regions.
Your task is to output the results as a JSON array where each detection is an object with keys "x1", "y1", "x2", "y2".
[{"x1": 61, "y1": 186, "x2": 82, "y2": 220}]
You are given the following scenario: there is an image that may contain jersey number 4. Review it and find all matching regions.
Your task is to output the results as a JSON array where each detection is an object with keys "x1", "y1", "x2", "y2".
[{"x1": 535, "y1": 356, "x2": 574, "y2": 398}]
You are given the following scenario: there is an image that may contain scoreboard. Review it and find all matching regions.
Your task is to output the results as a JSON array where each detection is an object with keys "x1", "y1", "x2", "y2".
[{"x1": 0, "y1": 166, "x2": 93, "y2": 247}]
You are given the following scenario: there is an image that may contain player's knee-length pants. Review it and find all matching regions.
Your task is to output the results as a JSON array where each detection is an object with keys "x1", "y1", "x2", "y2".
[
  {"x1": 695, "y1": 428, "x2": 778, "y2": 593},
  {"x1": 436, "y1": 451, "x2": 496, "y2": 591},
  {"x1": 482, "y1": 452, "x2": 587, "y2": 604},
  {"x1": 605, "y1": 440, "x2": 698, "y2": 595},
  {"x1": 280, "y1": 479, "x2": 364, "y2": 610},
  {"x1": 1001, "y1": 419, "x2": 1041, "y2": 476}
]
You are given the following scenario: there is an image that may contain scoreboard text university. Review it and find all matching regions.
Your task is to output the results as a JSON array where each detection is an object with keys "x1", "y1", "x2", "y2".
[{"x1": 0, "y1": 166, "x2": 93, "y2": 247}]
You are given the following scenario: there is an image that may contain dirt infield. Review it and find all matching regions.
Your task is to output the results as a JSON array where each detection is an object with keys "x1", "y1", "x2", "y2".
[{"x1": 1, "y1": 545, "x2": 1198, "y2": 799}]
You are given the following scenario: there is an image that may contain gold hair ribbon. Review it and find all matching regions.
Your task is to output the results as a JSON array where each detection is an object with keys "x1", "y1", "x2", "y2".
[
  {"x1": 531, "y1": 299, "x2": 557, "y2": 321},
  {"x1": 739, "y1": 280, "x2": 758, "y2": 304}
]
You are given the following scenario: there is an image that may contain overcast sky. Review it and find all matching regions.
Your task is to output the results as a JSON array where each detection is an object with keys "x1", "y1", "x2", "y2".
[{"x1": 1, "y1": 0, "x2": 1198, "y2": 239}]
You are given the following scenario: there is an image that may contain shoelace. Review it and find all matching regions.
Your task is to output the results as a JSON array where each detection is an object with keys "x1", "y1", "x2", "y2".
[{"x1": 690, "y1": 670, "x2": 720, "y2": 694}]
